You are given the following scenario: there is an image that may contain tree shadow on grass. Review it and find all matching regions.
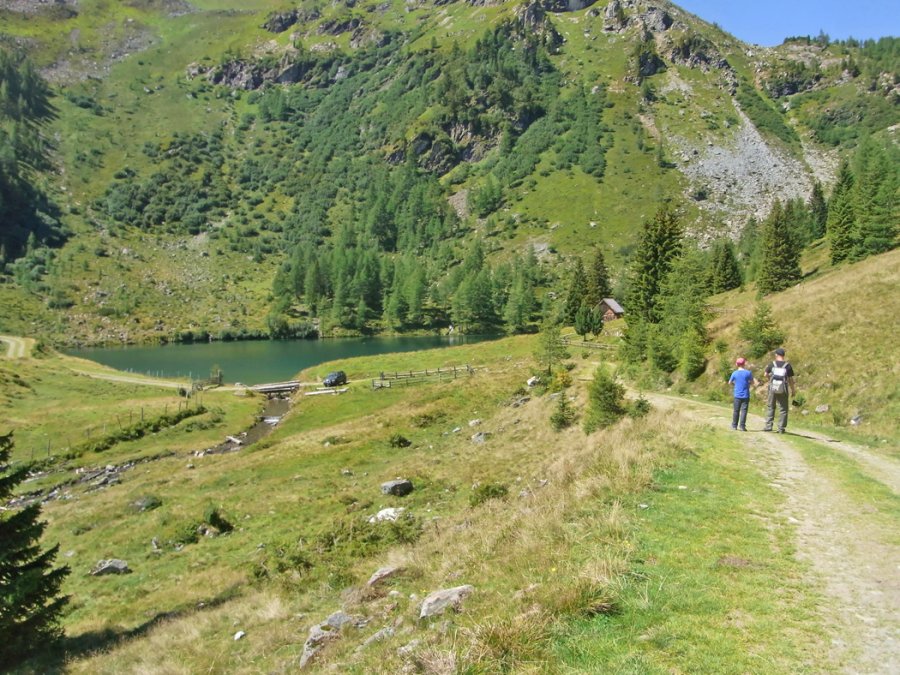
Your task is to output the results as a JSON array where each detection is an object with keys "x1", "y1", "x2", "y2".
[{"x1": 17, "y1": 584, "x2": 243, "y2": 674}]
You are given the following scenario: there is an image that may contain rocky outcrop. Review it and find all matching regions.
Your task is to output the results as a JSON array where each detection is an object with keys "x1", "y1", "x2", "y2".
[
  {"x1": 512, "y1": 1, "x2": 564, "y2": 51},
  {"x1": 317, "y1": 17, "x2": 362, "y2": 36},
  {"x1": 207, "y1": 55, "x2": 315, "y2": 90},
  {"x1": 261, "y1": 7, "x2": 322, "y2": 34},
  {"x1": 419, "y1": 585, "x2": 474, "y2": 619},
  {"x1": 540, "y1": 0, "x2": 598, "y2": 12},
  {"x1": 299, "y1": 611, "x2": 366, "y2": 669},
  {"x1": 91, "y1": 559, "x2": 131, "y2": 576},
  {"x1": 367, "y1": 565, "x2": 403, "y2": 587}
]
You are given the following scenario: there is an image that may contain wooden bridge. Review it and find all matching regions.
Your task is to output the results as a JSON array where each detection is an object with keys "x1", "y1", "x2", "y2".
[
  {"x1": 250, "y1": 380, "x2": 302, "y2": 394},
  {"x1": 372, "y1": 365, "x2": 474, "y2": 389}
]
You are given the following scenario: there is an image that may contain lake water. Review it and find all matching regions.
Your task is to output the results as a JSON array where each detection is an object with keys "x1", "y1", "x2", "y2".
[{"x1": 65, "y1": 335, "x2": 488, "y2": 385}]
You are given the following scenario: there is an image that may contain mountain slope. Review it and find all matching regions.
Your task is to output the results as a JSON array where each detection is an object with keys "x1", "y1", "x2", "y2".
[{"x1": 0, "y1": 1, "x2": 896, "y2": 344}]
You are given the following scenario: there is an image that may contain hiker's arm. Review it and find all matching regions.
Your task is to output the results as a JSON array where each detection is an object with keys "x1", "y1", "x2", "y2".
[{"x1": 788, "y1": 375, "x2": 796, "y2": 396}]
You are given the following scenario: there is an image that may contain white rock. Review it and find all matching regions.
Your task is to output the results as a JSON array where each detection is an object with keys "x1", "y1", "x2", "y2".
[
  {"x1": 368, "y1": 507, "x2": 405, "y2": 523},
  {"x1": 234, "y1": 630, "x2": 245, "y2": 641}
]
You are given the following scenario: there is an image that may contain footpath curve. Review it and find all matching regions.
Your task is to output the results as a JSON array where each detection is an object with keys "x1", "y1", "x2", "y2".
[
  {"x1": 0, "y1": 335, "x2": 34, "y2": 359},
  {"x1": 646, "y1": 392, "x2": 900, "y2": 673}
]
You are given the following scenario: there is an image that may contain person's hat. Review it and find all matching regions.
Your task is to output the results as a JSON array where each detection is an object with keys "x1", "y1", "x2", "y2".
[
  {"x1": 774, "y1": 348, "x2": 786, "y2": 356},
  {"x1": 735, "y1": 357, "x2": 746, "y2": 366}
]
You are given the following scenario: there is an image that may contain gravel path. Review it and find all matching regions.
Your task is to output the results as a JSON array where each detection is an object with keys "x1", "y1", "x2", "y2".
[
  {"x1": 647, "y1": 393, "x2": 900, "y2": 673},
  {"x1": 0, "y1": 335, "x2": 34, "y2": 359}
]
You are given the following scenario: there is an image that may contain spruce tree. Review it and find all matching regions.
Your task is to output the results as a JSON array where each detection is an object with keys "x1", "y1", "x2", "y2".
[
  {"x1": 584, "y1": 366, "x2": 626, "y2": 432},
  {"x1": 585, "y1": 247, "x2": 612, "y2": 307},
  {"x1": 709, "y1": 239, "x2": 742, "y2": 293},
  {"x1": 534, "y1": 321, "x2": 567, "y2": 376},
  {"x1": 0, "y1": 432, "x2": 69, "y2": 665},
  {"x1": 808, "y1": 180, "x2": 828, "y2": 240},
  {"x1": 628, "y1": 204, "x2": 682, "y2": 323},
  {"x1": 574, "y1": 301, "x2": 592, "y2": 340},
  {"x1": 826, "y1": 161, "x2": 856, "y2": 264},
  {"x1": 757, "y1": 200, "x2": 802, "y2": 295},
  {"x1": 853, "y1": 140, "x2": 898, "y2": 258},
  {"x1": 562, "y1": 258, "x2": 588, "y2": 325}
]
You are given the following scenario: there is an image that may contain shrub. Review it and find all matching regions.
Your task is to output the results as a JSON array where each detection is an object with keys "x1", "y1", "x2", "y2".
[
  {"x1": 204, "y1": 505, "x2": 234, "y2": 533},
  {"x1": 388, "y1": 434, "x2": 411, "y2": 448},
  {"x1": 629, "y1": 395, "x2": 652, "y2": 419},
  {"x1": 470, "y1": 482, "x2": 509, "y2": 507}
]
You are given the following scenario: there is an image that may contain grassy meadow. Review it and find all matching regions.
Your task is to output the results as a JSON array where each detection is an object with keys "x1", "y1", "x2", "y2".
[{"x1": 0, "y1": 332, "x2": 842, "y2": 673}]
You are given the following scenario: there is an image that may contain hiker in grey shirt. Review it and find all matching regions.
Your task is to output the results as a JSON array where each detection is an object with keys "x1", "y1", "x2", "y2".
[{"x1": 763, "y1": 348, "x2": 796, "y2": 433}]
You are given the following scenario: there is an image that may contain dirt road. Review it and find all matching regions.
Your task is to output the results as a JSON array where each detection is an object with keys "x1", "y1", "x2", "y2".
[
  {"x1": 649, "y1": 393, "x2": 900, "y2": 674},
  {"x1": 0, "y1": 335, "x2": 34, "y2": 359}
]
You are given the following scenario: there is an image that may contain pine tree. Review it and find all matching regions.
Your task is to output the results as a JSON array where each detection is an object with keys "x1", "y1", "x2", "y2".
[
  {"x1": 853, "y1": 140, "x2": 898, "y2": 258},
  {"x1": 628, "y1": 204, "x2": 683, "y2": 323},
  {"x1": 0, "y1": 432, "x2": 70, "y2": 665},
  {"x1": 808, "y1": 180, "x2": 828, "y2": 240},
  {"x1": 574, "y1": 301, "x2": 592, "y2": 340},
  {"x1": 585, "y1": 247, "x2": 612, "y2": 308},
  {"x1": 709, "y1": 239, "x2": 742, "y2": 293},
  {"x1": 583, "y1": 366, "x2": 626, "y2": 432},
  {"x1": 562, "y1": 258, "x2": 588, "y2": 325},
  {"x1": 827, "y1": 161, "x2": 856, "y2": 264},
  {"x1": 757, "y1": 200, "x2": 802, "y2": 295},
  {"x1": 738, "y1": 302, "x2": 786, "y2": 358}
]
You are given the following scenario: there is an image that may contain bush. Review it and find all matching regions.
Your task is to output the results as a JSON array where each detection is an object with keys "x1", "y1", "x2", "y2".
[
  {"x1": 388, "y1": 434, "x2": 411, "y2": 448},
  {"x1": 470, "y1": 482, "x2": 509, "y2": 507},
  {"x1": 629, "y1": 395, "x2": 652, "y2": 419},
  {"x1": 204, "y1": 505, "x2": 234, "y2": 533}
]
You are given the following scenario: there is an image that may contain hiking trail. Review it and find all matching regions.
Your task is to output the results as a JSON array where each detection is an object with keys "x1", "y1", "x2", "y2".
[{"x1": 648, "y1": 393, "x2": 900, "y2": 674}]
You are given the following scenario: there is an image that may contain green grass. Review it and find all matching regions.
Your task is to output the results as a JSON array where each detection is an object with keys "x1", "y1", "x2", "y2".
[{"x1": 557, "y1": 426, "x2": 828, "y2": 673}]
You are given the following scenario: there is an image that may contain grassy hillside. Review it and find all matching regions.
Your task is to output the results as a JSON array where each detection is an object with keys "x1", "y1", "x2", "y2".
[
  {"x1": 700, "y1": 247, "x2": 900, "y2": 443},
  {"x1": 0, "y1": 1, "x2": 895, "y2": 345},
  {"x1": 4, "y1": 335, "x2": 849, "y2": 673}
]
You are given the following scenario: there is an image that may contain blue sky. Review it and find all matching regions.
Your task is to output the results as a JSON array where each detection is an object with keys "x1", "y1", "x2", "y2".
[{"x1": 674, "y1": 0, "x2": 899, "y2": 46}]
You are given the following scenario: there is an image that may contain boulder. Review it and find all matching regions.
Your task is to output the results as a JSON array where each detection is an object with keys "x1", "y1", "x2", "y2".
[
  {"x1": 471, "y1": 432, "x2": 491, "y2": 444},
  {"x1": 526, "y1": 376, "x2": 540, "y2": 387},
  {"x1": 367, "y1": 565, "x2": 403, "y2": 587},
  {"x1": 419, "y1": 585, "x2": 474, "y2": 619},
  {"x1": 381, "y1": 479, "x2": 414, "y2": 497},
  {"x1": 90, "y1": 559, "x2": 131, "y2": 576},
  {"x1": 815, "y1": 404, "x2": 830, "y2": 414},
  {"x1": 361, "y1": 626, "x2": 394, "y2": 648},
  {"x1": 299, "y1": 611, "x2": 366, "y2": 669}
]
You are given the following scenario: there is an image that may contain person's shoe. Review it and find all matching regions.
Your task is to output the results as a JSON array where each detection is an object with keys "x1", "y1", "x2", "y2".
[
  {"x1": 763, "y1": 428, "x2": 772, "y2": 432},
  {"x1": 777, "y1": 429, "x2": 786, "y2": 434},
  {"x1": 739, "y1": 427, "x2": 747, "y2": 432},
  {"x1": 731, "y1": 425, "x2": 737, "y2": 430}
]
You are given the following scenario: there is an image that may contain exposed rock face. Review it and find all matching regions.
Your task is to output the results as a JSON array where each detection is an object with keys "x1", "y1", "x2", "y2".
[
  {"x1": 381, "y1": 479, "x2": 414, "y2": 497},
  {"x1": 262, "y1": 8, "x2": 322, "y2": 33},
  {"x1": 512, "y1": 1, "x2": 564, "y2": 51},
  {"x1": 640, "y1": 6, "x2": 673, "y2": 33},
  {"x1": 90, "y1": 559, "x2": 131, "y2": 576},
  {"x1": 318, "y1": 17, "x2": 362, "y2": 36},
  {"x1": 208, "y1": 56, "x2": 315, "y2": 90},
  {"x1": 419, "y1": 585, "x2": 475, "y2": 618},
  {"x1": 539, "y1": 0, "x2": 598, "y2": 12},
  {"x1": 604, "y1": 0, "x2": 629, "y2": 32}
]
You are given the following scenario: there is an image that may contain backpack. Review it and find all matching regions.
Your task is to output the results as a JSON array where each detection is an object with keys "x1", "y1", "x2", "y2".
[{"x1": 770, "y1": 362, "x2": 789, "y2": 394}]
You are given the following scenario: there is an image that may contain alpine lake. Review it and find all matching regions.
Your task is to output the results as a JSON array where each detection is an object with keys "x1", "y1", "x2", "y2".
[{"x1": 65, "y1": 334, "x2": 491, "y2": 385}]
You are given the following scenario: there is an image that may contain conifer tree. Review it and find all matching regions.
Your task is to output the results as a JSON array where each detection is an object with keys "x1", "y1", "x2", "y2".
[
  {"x1": 534, "y1": 321, "x2": 567, "y2": 376},
  {"x1": 563, "y1": 257, "x2": 588, "y2": 325},
  {"x1": 584, "y1": 366, "x2": 626, "y2": 432},
  {"x1": 826, "y1": 161, "x2": 856, "y2": 264},
  {"x1": 757, "y1": 200, "x2": 802, "y2": 295},
  {"x1": 709, "y1": 239, "x2": 742, "y2": 293},
  {"x1": 0, "y1": 432, "x2": 69, "y2": 665},
  {"x1": 628, "y1": 204, "x2": 682, "y2": 323},
  {"x1": 808, "y1": 180, "x2": 828, "y2": 240},
  {"x1": 585, "y1": 247, "x2": 612, "y2": 307},
  {"x1": 574, "y1": 301, "x2": 592, "y2": 340},
  {"x1": 853, "y1": 140, "x2": 897, "y2": 258}
]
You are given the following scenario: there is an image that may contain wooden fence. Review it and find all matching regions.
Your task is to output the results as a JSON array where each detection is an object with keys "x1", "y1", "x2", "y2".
[
  {"x1": 372, "y1": 365, "x2": 474, "y2": 389},
  {"x1": 561, "y1": 337, "x2": 617, "y2": 351}
]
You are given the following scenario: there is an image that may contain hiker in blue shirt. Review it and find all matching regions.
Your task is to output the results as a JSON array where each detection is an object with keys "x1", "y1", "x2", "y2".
[{"x1": 728, "y1": 358, "x2": 755, "y2": 431}]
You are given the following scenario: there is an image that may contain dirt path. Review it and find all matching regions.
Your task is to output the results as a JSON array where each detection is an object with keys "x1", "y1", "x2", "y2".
[
  {"x1": 648, "y1": 393, "x2": 900, "y2": 673},
  {"x1": 0, "y1": 334, "x2": 34, "y2": 359},
  {"x1": 71, "y1": 369, "x2": 188, "y2": 389}
]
